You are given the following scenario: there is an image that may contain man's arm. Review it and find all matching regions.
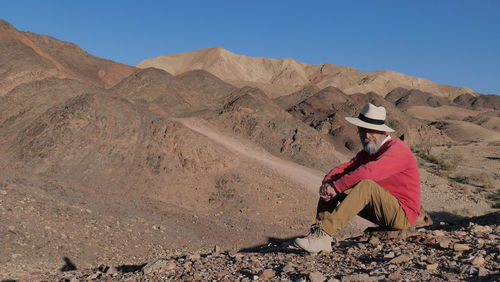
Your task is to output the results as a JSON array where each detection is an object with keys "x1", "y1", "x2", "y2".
[
  {"x1": 322, "y1": 151, "x2": 364, "y2": 185},
  {"x1": 332, "y1": 142, "x2": 408, "y2": 193}
]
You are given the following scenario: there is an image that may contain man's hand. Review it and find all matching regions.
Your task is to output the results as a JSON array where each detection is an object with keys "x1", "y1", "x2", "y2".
[{"x1": 319, "y1": 182, "x2": 337, "y2": 202}]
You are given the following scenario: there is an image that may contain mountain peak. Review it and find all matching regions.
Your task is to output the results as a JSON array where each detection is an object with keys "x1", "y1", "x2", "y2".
[
  {"x1": 0, "y1": 19, "x2": 16, "y2": 31},
  {"x1": 138, "y1": 48, "x2": 477, "y2": 99}
]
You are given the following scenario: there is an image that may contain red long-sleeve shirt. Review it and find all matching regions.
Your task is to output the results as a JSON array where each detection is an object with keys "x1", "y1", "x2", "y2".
[{"x1": 323, "y1": 138, "x2": 421, "y2": 225}]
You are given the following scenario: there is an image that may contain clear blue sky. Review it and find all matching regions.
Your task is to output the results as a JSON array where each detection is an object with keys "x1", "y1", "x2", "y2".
[{"x1": 2, "y1": 0, "x2": 500, "y2": 94}]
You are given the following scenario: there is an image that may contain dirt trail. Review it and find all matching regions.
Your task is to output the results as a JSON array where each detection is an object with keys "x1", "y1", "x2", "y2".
[
  {"x1": 176, "y1": 117, "x2": 325, "y2": 193},
  {"x1": 175, "y1": 117, "x2": 373, "y2": 238}
]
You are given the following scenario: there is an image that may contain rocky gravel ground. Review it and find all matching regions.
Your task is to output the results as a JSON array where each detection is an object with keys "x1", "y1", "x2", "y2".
[{"x1": 36, "y1": 212, "x2": 499, "y2": 281}]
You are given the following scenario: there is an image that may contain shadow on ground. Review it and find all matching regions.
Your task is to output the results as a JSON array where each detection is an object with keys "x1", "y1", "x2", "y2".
[
  {"x1": 239, "y1": 236, "x2": 307, "y2": 254},
  {"x1": 427, "y1": 211, "x2": 499, "y2": 231}
]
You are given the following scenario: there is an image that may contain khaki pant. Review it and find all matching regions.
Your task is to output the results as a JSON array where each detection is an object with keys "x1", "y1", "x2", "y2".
[{"x1": 316, "y1": 179, "x2": 411, "y2": 236}]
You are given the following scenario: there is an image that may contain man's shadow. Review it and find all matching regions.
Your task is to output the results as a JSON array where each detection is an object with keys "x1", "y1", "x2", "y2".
[
  {"x1": 238, "y1": 236, "x2": 308, "y2": 254},
  {"x1": 60, "y1": 257, "x2": 77, "y2": 271}
]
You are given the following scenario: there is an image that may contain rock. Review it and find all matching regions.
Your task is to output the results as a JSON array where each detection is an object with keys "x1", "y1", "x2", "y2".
[
  {"x1": 213, "y1": 245, "x2": 221, "y2": 254},
  {"x1": 187, "y1": 253, "x2": 201, "y2": 260},
  {"x1": 258, "y1": 268, "x2": 274, "y2": 279},
  {"x1": 442, "y1": 273, "x2": 458, "y2": 280},
  {"x1": 472, "y1": 256, "x2": 485, "y2": 265},
  {"x1": 426, "y1": 263, "x2": 438, "y2": 270},
  {"x1": 414, "y1": 209, "x2": 433, "y2": 227},
  {"x1": 309, "y1": 271, "x2": 326, "y2": 282},
  {"x1": 368, "y1": 236, "x2": 380, "y2": 246},
  {"x1": 87, "y1": 273, "x2": 100, "y2": 279},
  {"x1": 389, "y1": 254, "x2": 411, "y2": 264},
  {"x1": 233, "y1": 253, "x2": 244, "y2": 261},
  {"x1": 165, "y1": 261, "x2": 176, "y2": 271},
  {"x1": 432, "y1": 230, "x2": 445, "y2": 236},
  {"x1": 436, "y1": 236, "x2": 452, "y2": 249},
  {"x1": 282, "y1": 263, "x2": 295, "y2": 273},
  {"x1": 470, "y1": 225, "x2": 492, "y2": 233},
  {"x1": 477, "y1": 267, "x2": 488, "y2": 277},
  {"x1": 453, "y1": 243, "x2": 470, "y2": 251},
  {"x1": 388, "y1": 269, "x2": 403, "y2": 280},
  {"x1": 384, "y1": 251, "x2": 395, "y2": 259},
  {"x1": 105, "y1": 266, "x2": 118, "y2": 274}
]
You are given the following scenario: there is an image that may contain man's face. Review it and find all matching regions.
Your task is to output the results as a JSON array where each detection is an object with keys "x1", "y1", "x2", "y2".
[{"x1": 358, "y1": 127, "x2": 387, "y2": 155}]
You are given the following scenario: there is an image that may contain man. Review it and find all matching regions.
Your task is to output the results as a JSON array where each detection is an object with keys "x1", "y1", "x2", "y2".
[{"x1": 294, "y1": 103, "x2": 420, "y2": 253}]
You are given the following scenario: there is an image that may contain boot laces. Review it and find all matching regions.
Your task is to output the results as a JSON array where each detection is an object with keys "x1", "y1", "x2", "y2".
[{"x1": 308, "y1": 225, "x2": 328, "y2": 239}]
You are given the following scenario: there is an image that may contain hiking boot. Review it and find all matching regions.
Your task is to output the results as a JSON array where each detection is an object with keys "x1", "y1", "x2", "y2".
[{"x1": 294, "y1": 224, "x2": 333, "y2": 253}]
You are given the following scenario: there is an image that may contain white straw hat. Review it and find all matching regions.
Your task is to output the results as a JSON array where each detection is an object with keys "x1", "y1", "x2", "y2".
[{"x1": 345, "y1": 103, "x2": 395, "y2": 132}]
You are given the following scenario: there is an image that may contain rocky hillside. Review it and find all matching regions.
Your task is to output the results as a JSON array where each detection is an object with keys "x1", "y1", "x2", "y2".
[{"x1": 0, "y1": 19, "x2": 135, "y2": 96}]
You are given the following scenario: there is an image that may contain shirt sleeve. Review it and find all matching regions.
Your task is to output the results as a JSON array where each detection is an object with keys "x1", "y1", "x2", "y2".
[
  {"x1": 332, "y1": 142, "x2": 407, "y2": 193},
  {"x1": 322, "y1": 151, "x2": 364, "y2": 185}
]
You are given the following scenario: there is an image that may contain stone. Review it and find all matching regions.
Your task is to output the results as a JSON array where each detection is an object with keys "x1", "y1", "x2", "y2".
[
  {"x1": 368, "y1": 236, "x2": 380, "y2": 246},
  {"x1": 213, "y1": 245, "x2": 221, "y2": 254},
  {"x1": 472, "y1": 256, "x2": 485, "y2": 265},
  {"x1": 441, "y1": 273, "x2": 458, "y2": 280},
  {"x1": 453, "y1": 243, "x2": 470, "y2": 251},
  {"x1": 309, "y1": 271, "x2": 326, "y2": 282},
  {"x1": 436, "y1": 236, "x2": 452, "y2": 249},
  {"x1": 477, "y1": 267, "x2": 488, "y2": 277},
  {"x1": 388, "y1": 269, "x2": 403, "y2": 280},
  {"x1": 165, "y1": 261, "x2": 176, "y2": 271},
  {"x1": 233, "y1": 253, "x2": 244, "y2": 261},
  {"x1": 282, "y1": 263, "x2": 295, "y2": 273},
  {"x1": 187, "y1": 254, "x2": 201, "y2": 261},
  {"x1": 258, "y1": 268, "x2": 274, "y2": 279},
  {"x1": 426, "y1": 263, "x2": 438, "y2": 270},
  {"x1": 384, "y1": 252, "x2": 395, "y2": 259},
  {"x1": 471, "y1": 225, "x2": 492, "y2": 233},
  {"x1": 433, "y1": 230, "x2": 445, "y2": 236},
  {"x1": 105, "y1": 266, "x2": 118, "y2": 274},
  {"x1": 389, "y1": 254, "x2": 411, "y2": 264}
]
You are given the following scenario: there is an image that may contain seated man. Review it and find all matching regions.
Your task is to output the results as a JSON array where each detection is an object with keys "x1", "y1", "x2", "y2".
[{"x1": 295, "y1": 103, "x2": 420, "y2": 253}]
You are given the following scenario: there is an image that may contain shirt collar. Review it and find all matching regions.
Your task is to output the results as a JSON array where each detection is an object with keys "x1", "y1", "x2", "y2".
[{"x1": 380, "y1": 135, "x2": 391, "y2": 147}]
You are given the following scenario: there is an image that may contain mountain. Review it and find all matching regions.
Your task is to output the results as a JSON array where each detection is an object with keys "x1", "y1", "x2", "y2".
[
  {"x1": 110, "y1": 67, "x2": 238, "y2": 115},
  {"x1": 0, "y1": 19, "x2": 135, "y2": 96},
  {"x1": 138, "y1": 47, "x2": 476, "y2": 99}
]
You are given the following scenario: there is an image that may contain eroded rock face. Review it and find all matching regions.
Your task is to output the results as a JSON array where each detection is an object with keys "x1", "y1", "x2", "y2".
[{"x1": 286, "y1": 87, "x2": 452, "y2": 154}]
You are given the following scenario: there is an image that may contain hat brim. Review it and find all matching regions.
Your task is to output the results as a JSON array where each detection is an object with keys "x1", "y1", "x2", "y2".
[{"x1": 345, "y1": 117, "x2": 395, "y2": 132}]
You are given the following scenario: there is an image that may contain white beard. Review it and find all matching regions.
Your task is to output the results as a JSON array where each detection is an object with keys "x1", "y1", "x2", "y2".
[{"x1": 363, "y1": 138, "x2": 382, "y2": 155}]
